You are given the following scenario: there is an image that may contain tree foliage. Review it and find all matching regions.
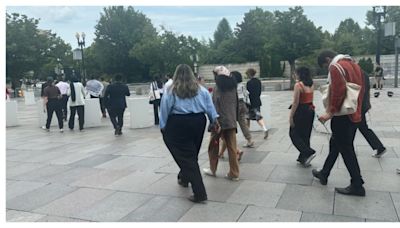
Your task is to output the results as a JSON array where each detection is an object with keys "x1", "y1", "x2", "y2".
[{"x1": 6, "y1": 13, "x2": 72, "y2": 87}]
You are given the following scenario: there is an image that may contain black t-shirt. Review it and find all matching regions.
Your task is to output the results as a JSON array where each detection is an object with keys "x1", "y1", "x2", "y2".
[
  {"x1": 43, "y1": 85, "x2": 61, "y2": 99},
  {"x1": 375, "y1": 66, "x2": 383, "y2": 77},
  {"x1": 246, "y1": 77, "x2": 262, "y2": 108}
]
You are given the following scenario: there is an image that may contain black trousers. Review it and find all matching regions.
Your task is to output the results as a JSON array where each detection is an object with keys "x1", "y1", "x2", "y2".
[
  {"x1": 99, "y1": 97, "x2": 107, "y2": 115},
  {"x1": 46, "y1": 99, "x2": 63, "y2": 129},
  {"x1": 153, "y1": 99, "x2": 161, "y2": 125},
  {"x1": 108, "y1": 107, "x2": 125, "y2": 130},
  {"x1": 358, "y1": 112, "x2": 384, "y2": 151},
  {"x1": 68, "y1": 105, "x2": 85, "y2": 130},
  {"x1": 61, "y1": 95, "x2": 69, "y2": 120},
  {"x1": 289, "y1": 104, "x2": 315, "y2": 161},
  {"x1": 162, "y1": 113, "x2": 207, "y2": 198},
  {"x1": 321, "y1": 116, "x2": 364, "y2": 187}
]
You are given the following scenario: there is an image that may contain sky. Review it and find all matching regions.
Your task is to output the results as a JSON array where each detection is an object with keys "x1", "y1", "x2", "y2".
[{"x1": 6, "y1": 5, "x2": 374, "y2": 49}]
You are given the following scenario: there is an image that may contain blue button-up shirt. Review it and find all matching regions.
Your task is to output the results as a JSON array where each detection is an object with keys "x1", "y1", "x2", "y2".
[{"x1": 159, "y1": 86, "x2": 219, "y2": 129}]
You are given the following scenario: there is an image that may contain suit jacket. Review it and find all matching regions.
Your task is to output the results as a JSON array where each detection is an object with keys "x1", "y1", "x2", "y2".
[{"x1": 104, "y1": 82, "x2": 130, "y2": 109}]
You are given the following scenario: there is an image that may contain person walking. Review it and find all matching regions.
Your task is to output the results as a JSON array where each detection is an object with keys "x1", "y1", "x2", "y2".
[
  {"x1": 246, "y1": 68, "x2": 269, "y2": 139},
  {"x1": 358, "y1": 70, "x2": 387, "y2": 158},
  {"x1": 42, "y1": 77, "x2": 64, "y2": 132},
  {"x1": 289, "y1": 67, "x2": 316, "y2": 167},
  {"x1": 68, "y1": 77, "x2": 86, "y2": 131},
  {"x1": 160, "y1": 64, "x2": 219, "y2": 203},
  {"x1": 99, "y1": 77, "x2": 110, "y2": 118},
  {"x1": 203, "y1": 66, "x2": 240, "y2": 181},
  {"x1": 219, "y1": 71, "x2": 254, "y2": 159},
  {"x1": 56, "y1": 75, "x2": 70, "y2": 121},
  {"x1": 85, "y1": 76, "x2": 104, "y2": 116},
  {"x1": 374, "y1": 63, "x2": 384, "y2": 90},
  {"x1": 104, "y1": 74, "x2": 130, "y2": 136},
  {"x1": 149, "y1": 75, "x2": 164, "y2": 125},
  {"x1": 313, "y1": 50, "x2": 366, "y2": 196}
]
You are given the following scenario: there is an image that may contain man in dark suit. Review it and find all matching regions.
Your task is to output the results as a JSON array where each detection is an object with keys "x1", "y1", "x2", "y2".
[{"x1": 103, "y1": 74, "x2": 130, "y2": 135}]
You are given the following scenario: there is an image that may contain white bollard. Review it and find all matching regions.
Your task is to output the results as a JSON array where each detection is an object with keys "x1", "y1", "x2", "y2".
[
  {"x1": 249, "y1": 94, "x2": 272, "y2": 131},
  {"x1": 127, "y1": 98, "x2": 153, "y2": 129},
  {"x1": 6, "y1": 100, "x2": 18, "y2": 127},
  {"x1": 24, "y1": 91, "x2": 36, "y2": 105},
  {"x1": 84, "y1": 98, "x2": 102, "y2": 128}
]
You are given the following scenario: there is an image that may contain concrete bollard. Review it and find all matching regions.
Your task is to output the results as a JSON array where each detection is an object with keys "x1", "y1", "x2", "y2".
[
  {"x1": 83, "y1": 98, "x2": 102, "y2": 128},
  {"x1": 6, "y1": 100, "x2": 18, "y2": 127},
  {"x1": 24, "y1": 91, "x2": 36, "y2": 105},
  {"x1": 127, "y1": 97, "x2": 153, "y2": 129}
]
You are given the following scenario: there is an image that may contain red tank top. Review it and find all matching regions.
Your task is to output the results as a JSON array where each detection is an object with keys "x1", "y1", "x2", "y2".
[{"x1": 298, "y1": 82, "x2": 314, "y2": 104}]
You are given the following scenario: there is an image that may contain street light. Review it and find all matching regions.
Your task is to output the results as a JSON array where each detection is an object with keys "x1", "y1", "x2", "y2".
[
  {"x1": 373, "y1": 6, "x2": 387, "y2": 65},
  {"x1": 190, "y1": 53, "x2": 199, "y2": 74},
  {"x1": 75, "y1": 32, "x2": 86, "y2": 82}
]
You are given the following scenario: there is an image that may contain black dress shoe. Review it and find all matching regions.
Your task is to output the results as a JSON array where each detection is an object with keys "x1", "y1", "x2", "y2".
[
  {"x1": 177, "y1": 178, "x2": 188, "y2": 188},
  {"x1": 335, "y1": 185, "x2": 365, "y2": 197},
  {"x1": 312, "y1": 169, "x2": 328, "y2": 185},
  {"x1": 188, "y1": 195, "x2": 207, "y2": 203}
]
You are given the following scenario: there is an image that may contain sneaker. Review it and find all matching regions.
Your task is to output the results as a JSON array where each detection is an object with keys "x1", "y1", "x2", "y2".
[
  {"x1": 202, "y1": 167, "x2": 216, "y2": 177},
  {"x1": 243, "y1": 141, "x2": 255, "y2": 148},
  {"x1": 264, "y1": 130, "x2": 269, "y2": 139},
  {"x1": 372, "y1": 147, "x2": 386, "y2": 158},
  {"x1": 303, "y1": 153, "x2": 316, "y2": 167},
  {"x1": 42, "y1": 126, "x2": 49, "y2": 132},
  {"x1": 59, "y1": 129, "x2": 64, "y2": 133},
  {"x1": 225, "y1": 174, "x2": 239, "y2": 181}
]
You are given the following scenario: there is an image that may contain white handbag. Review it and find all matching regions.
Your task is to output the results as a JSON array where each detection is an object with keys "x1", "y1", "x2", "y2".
[{"x1": 321, "y1": 64, "x2": 361, "y2": 116}]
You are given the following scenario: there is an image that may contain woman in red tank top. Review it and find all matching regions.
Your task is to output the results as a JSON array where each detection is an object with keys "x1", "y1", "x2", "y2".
[{"x1": 289, "y1": 67, "x2": 316, "y2": 167}]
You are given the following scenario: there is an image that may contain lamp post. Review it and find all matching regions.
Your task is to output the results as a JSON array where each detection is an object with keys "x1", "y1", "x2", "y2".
[
  {"x1": 190, "y1": 53, "x2": 199, "y2": 74},
  {"x1": 75, "y1": 32, "x2": 86, "y2": 82},
  {"x1": 373, "y1": 6, "x2": 387, "y2": 65}
]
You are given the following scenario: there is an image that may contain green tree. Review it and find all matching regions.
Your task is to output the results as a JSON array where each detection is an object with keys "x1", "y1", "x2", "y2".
[
  {"x1": 235, "y1": 7, "x2": 275, "y2": 77},
  {"x1": 93, "y1": 6, "x2": 157, "y2": 82},
  {"x1": 213, "y1": 18, "x2": 233, "y2": 48},
  {"x1": 333, "y1": 18, "x2": 363, "y2": 55},
  {"x1": 270, "y1": 6, "x2": 322, "y2": 88},
  {"x1": 6, "y1": 13, "x2": 72, "y2": 87}
]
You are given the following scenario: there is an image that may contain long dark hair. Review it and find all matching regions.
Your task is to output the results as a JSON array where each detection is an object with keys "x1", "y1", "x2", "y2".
[
  {"x1": 214, "y1": 73, "x2": 237, "y2": 92},
  {"x1": 153, "y1": 75, "x2": 163, "y2": 89},
  {"x1": 70, "y1": 77, "x2": 79, "y2": 102},
  {"x1": 296, "y1": 67, "x2": 313, "y2": 87},
  {"x1": 231, "y1": 71, "x2": 242, "y2": 83}
]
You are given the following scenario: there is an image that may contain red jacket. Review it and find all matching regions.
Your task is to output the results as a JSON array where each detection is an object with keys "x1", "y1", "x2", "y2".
[{"x1": 328, "y1": 59, "x2": 364, "y2": 123}]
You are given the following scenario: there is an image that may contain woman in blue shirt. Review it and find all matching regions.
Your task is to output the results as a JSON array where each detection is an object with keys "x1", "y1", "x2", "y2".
[{"x1": 160, "y1": 64, "x2": 219, "y2": 203}]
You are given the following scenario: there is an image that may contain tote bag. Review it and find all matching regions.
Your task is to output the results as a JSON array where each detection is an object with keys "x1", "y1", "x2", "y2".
[{"x1": 321, "y1": 64, "x2": 361, "y2": 116}]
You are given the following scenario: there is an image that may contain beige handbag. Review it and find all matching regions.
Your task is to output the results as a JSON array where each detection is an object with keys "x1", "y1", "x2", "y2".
[{"x1": 321, "y1": 64, "x2": 361, "y2": 116}]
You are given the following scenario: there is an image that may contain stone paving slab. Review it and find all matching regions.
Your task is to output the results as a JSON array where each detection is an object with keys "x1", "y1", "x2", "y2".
[
  {"x1": 6, "y1": 210, "x2": 46, "y2": 222},
  {"x1": 276, "y1": 184, "x2": 335, "y2": 215},
  {"x1": 6, "y1": 180, "x2": 49, "y2": 201},
  {"x1": 44, "y1": 167, "x2": 104, "y2": 185},
  {"x1": 178, "y1": 201, "x2": 246, "y2": 222},
  {"x1": 104, "y1": 170, "x2": 166, "y2": 193},
  {"x1": 226, "y1": 180, "x2": 286, "y2": 208},
  {"x1": 334, "y1": 190, "x2": 399, "y2": 221},
  {"x1": 120, "y1": 196, "x2": 194, "y2": 222},
  {"x1": 6, "y1": 183, "x2": 77, "y2": 211},
  {"x1": 69, "y1": 169, "x2": 132, "y2": 189},
  {"x1": 238, "y1": 206, "x2": 302, "y2": 222},
  {"x1": 300, "y1": 212, "x2": 365, "y2": 222},
  {"x1": 267, "y1": 165, "x2": 314, "y2": 186},
  {"x1": 73, "y1": 191, "x2": 153, "y2": 222},
  {"x1": 33, "y1": 188, "x2": 115, "y2": 218},
  {"x1": 11, "y1": 164, "x2": 72, "y2": 182},
  {"x1": 36, "y1": 215, "x2": 90, "y2": 222},
  {"x1": 69, "y1": 154, "x2": 121, "y2": 167}
]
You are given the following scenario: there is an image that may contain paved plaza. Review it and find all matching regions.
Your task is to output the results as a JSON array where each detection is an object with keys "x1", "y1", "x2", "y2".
[{"x1": 6, "y1": 89, "x2": 400, "y2": 222}]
